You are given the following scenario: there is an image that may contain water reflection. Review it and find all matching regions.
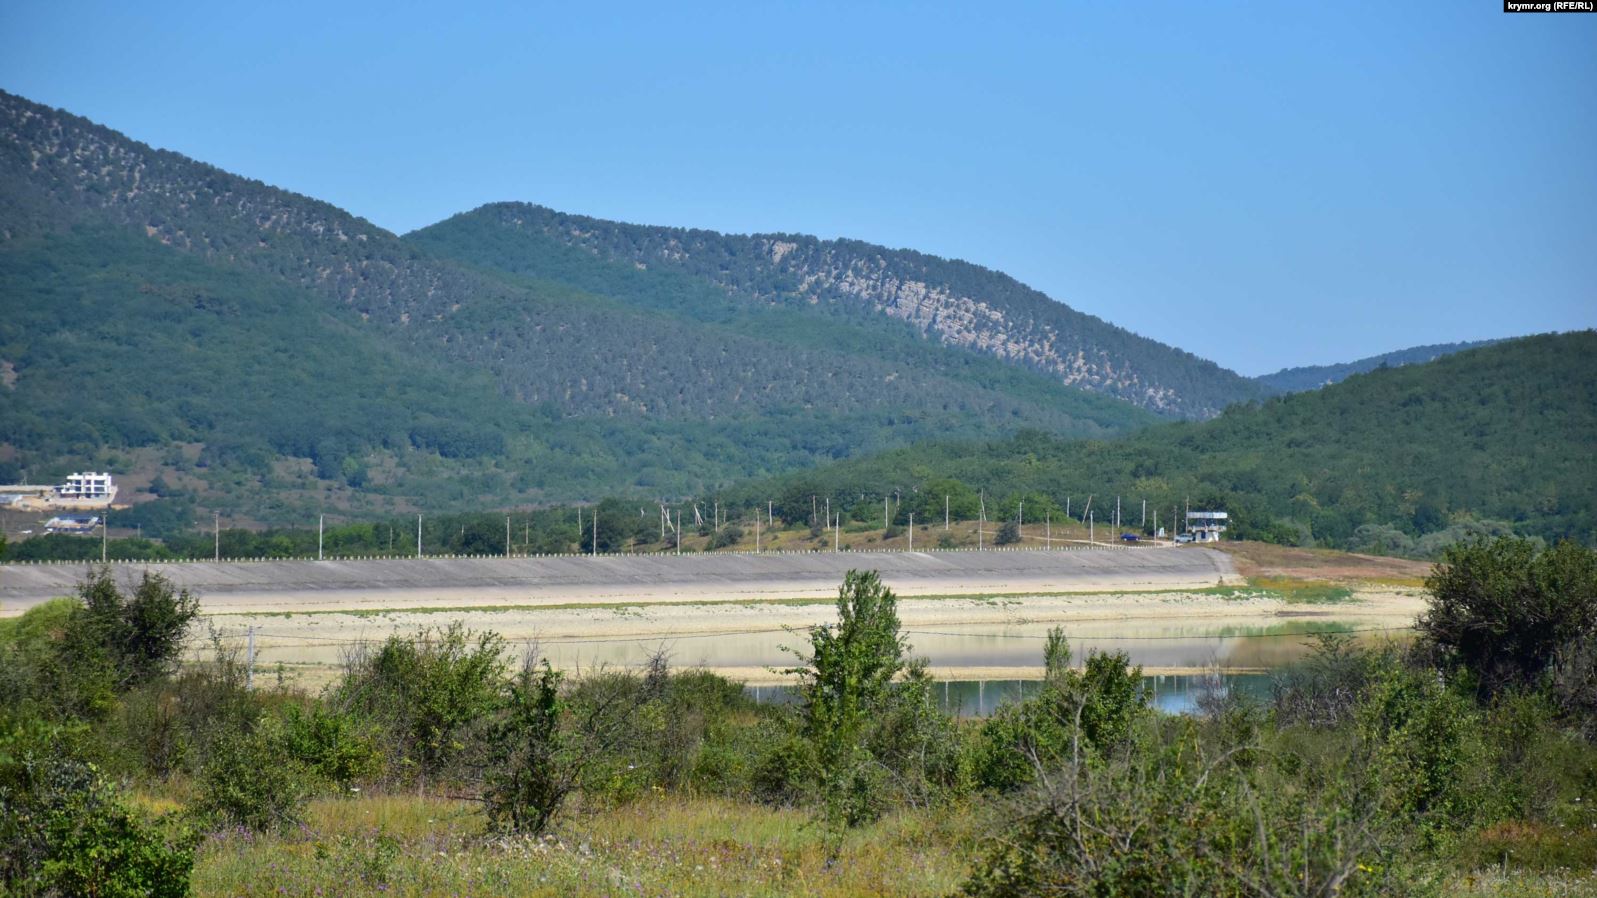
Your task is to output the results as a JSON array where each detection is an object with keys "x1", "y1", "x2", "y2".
[{"x1": 747, "y1": 673, "x2": 1276, "y2": 718}]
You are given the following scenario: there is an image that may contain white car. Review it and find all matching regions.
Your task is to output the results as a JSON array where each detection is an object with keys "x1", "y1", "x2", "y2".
[{"x1": 1174, "y1": 534, "x2": 1195, "y2": 544}]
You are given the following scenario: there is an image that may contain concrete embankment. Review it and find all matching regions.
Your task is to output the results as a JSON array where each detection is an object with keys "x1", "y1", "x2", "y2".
[{"x1": 0, "y1": 547, "x2": 1238, "y2": 616}]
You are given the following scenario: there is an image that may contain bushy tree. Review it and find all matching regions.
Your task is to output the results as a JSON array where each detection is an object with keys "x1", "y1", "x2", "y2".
[
  {"x1": 334, "y1": 623, "x2": 507, "y2": 785},
  {"x1": 994, "y1": 519, "x2": 1020, "y2": 545},
  {"x1": 1419, "y1": 538, "x2": 1597, "y2": 696},
  {"x1": 68, "y1": 568, "x2": 199, "y2": 690},
  {"x1": 790, "y1": 570, "x2": 907, "y2": 832},
  {"x1": 484, "y1": 659, "x2": 567, "y2": 834}
]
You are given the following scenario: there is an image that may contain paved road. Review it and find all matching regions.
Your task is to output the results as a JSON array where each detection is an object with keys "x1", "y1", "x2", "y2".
[{"x1": 0, "y1": 546, "x2": 1239, "y2": 615}]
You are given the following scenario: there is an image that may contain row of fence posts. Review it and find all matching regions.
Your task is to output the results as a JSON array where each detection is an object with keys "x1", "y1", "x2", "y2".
[{"x1": 12, "y1": 491, "x2": 1201, "y2": 567}]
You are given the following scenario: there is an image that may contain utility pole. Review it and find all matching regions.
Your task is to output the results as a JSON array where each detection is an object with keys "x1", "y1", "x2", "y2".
[
  {"x1": 768, "y1": 500, "x2": 772, "y2": 529},
  {"x1": 834, "y1": 513, "x2": 840, "y2": 552},
  {"x1": 1046, "y1": 512, "x2": 1051, "y2": 547},
  {"x1": 318, "y1": 514, "x2": 324, "y2": 561},
  {"x1": 884, "y1": 496, "x2": 890, "y2": 532},
  {"x1": 908, "y1": 513, "x2": 914, "y2": 551},
  {"x1": 1116, "y1": 496, "x2": 1121, "y2": 531},
  {"x1": 755, "y1": 513, "x2": 760, "y2": 552},
  {"x1": 245, "y1": 626, "x2": 255, "y2": 690},
  {"x1": 1090, "y1": 511, "x2": 1095, "y2": 544},
  {"x1": 417, "y1": 514, "x2": 422, "y2": 558},
  {"x1": 978, "y1": 491, "x2": 985, "y2": 549},
  {"x1": 1142, "y1": 499, "x2": 1147, "y2": 529},
  {"x1": 945, "y1": 494, "x2": 950, "y2": 530},
  {"x1": 592, "y1": 512, "x2": 598, "y2": 558},
  {"x1": 506, "y1": 515, "x2": 511, "y2": 557},
  {"x1": 675, "y1": 511, "x2": 681, "y2": 555},
  {"x1": 213, "y1": 512, "x2": 219, "y2": 562},
  {"x1": 102, "y1": 509, "x2": 109, "y2": 563}
]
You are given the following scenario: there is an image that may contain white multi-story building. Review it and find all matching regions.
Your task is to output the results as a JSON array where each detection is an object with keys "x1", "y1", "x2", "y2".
[
  {"x1": 1185, "y1": 510, "x2": 1228, "y2": 542},
  {"x1": 56, "y1": 472, "x2": 116, "y2": 502}
]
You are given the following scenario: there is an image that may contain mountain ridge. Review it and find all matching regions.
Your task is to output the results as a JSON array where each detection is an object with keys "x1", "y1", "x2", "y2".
[
  {"x1": 410, "y1": 202, "x2": 1268, "y2": 418},
  {"x1": 1254, "y1": 339, "x2": 1505, "y2": 393},
  {"x1": 0, "y1": 90, "x2": 1172, "y2": 523}
]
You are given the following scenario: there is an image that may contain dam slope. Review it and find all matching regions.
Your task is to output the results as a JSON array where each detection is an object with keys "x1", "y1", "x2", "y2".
[{"x1": 0, "y1": 546, "x2": 1238, "y2": 615}]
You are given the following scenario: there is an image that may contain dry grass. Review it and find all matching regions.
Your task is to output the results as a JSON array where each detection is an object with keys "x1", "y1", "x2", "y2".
[
  {"x1": 1215, "y1": 540, "x2": 1432, "y2": 587},
  {"x1": 190, "y1": 794, "x2": 986, "y2": 897}
]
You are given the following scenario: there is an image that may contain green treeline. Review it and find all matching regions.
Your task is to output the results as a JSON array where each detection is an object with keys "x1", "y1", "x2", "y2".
[
  {"x1": 722, "y1": 332, "x2": 1597, "y2": 553},
  {"x1": 6, "y1": 332, "x2": 1591, "y2": 562},
  {"x1": 2, "y1": 539, "x2": 1595, "y2": 895}
]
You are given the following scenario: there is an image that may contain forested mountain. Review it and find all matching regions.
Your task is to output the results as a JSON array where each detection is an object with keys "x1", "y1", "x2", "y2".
[
  {"x1": 409, "y1": 204, "x2": 1267, "y2": 418},
  {"x1": 1255, "y1": 339, "x2": 1503, "y2": 393},
  {"x1": 723, "y1": 334, "x2": 1597, "y2": 552},
  {"x1": 0, "y1": 90, "x2": 1163, "y2": 524}
]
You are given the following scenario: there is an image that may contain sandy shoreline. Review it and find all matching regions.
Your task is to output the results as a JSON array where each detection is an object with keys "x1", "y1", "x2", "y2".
[{"x1": 213, "y1": 587, "x2": 1426, "y2": 687}]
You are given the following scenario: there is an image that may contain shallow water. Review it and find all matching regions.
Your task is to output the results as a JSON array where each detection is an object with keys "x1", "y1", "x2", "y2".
[
  {"x1": 747, "y1": 672, "x2": 1277, "y2": 717},
  {"x1": 236, "y1": 614, "x2": 1403, "y2": 688}
]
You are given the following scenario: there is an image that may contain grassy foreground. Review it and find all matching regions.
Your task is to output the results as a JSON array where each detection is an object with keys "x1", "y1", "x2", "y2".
[
  {"x1": 181, "y1": 792, "x2": 1595, "y2": 897},
  {"x1": 189, "y1": 794, "x2": 982, "y2": 897}
]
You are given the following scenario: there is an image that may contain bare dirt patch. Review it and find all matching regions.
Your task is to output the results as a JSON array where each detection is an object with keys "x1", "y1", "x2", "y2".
[{"x1": 1215, "y1": 541, "x2": 1431, "y2": 585}]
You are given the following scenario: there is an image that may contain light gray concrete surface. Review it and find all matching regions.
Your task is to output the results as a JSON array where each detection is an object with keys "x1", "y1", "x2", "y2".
[{"x1": 0, "y1": 546, "x2": 1238, "y2": 615}]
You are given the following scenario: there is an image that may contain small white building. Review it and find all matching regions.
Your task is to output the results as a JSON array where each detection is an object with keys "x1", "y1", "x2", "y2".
[
  {"x1": 55, "y1": 472, "x2": 116, "y2": 502},
  {"x1": 1185, "y1": 510, "x2": 1228, "y2": 542}
]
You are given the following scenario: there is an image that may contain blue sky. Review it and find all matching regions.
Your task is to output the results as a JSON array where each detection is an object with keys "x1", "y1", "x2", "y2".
[{"x1": 3, "y1": 1, "x2": 1593, "y2": 375}]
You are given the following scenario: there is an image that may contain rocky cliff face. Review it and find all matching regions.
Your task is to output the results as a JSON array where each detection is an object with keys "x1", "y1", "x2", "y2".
[{"x1": 476, "y1": 204, "x2": 1262, "y2": 418}]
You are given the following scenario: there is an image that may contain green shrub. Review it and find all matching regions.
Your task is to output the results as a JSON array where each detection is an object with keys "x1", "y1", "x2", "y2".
[
  {"x1": 484, "y1": 659, "x2": 568, "y2": 834},
  {"x1": 994, "y1": 520, "x2": 1020, "y2": 545},
  {"x1": 1271, "y1": 632, "x2": 1379, "y2": 728},
  {"x1": 278, "y1": 701, "x2": 385, "y2": 787},
  {"x1": 192, "y1": 719, "x2": 312, "y2": 832},
  {"x1": 334, "y1": 622, "x2": 507, "y2": 785},
  {"x1": 751, "y1": 730, "x2": 816, "y2": 806},
  {"x1": 973, "y1": 643, "x2": 1149, "y2": 792},
  {"x1": 0, "y1": 730, "x2": 194, "y2": 896},
  {"x1": 963, "y1": 718, "x2": 1429, "y2": 898},
  {"x1": 1356, "y1": 663, "x2": 1492, "y2": 844},
  {"x1": 708, "y1": 524, "x2": 743, "y2": 549}
]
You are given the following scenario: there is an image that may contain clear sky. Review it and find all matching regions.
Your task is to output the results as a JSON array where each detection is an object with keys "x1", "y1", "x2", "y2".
[{"x1": 3, "y1": 1, "x2": 1593, "y2": 375}]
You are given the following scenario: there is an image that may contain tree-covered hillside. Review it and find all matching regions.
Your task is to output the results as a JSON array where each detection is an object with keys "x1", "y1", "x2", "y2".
[
  {"x1": 721, "y1": 334, "x2": 1597, "y2": 551},
  {"x1": 1255, "y1": 339, "x2": 1504, "y2": 394},
  {"x1": 0, "y1": 90, "x2": 1161, "y2": 522},
  {"x1": 409, "y1": 204, "x2": 1267, "y2": 418}
]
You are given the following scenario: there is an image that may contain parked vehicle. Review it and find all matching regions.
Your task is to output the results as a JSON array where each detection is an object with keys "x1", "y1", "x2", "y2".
[
  {"x1": 1120, "y1": 533, "x2": 1139, "y2": 542},
  {"x1": 1175, "y1": 534, "x2": 1195, "y2": 544}
]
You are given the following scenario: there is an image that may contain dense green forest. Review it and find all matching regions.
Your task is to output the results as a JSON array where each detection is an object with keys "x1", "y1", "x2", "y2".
[
  {"x1": 719, "y1": 334, "x2": 1597, "y2": 552},
  {"x1": 411, "y1": 203, "x2": 1268, "y2": 417},
  {"x1": 0, "y1": 90, "x2": 1168, "y2": 521},
  {"x1": 4, "y1": 330, "x2": 1588, "y2": 560},
  {"x1": 1254, "y1": 339, "x2": 1503, "y2": 393}
]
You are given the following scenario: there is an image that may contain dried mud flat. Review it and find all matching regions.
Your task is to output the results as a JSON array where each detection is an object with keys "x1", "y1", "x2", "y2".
[
  {"x1": 6, "y1": 544, "x2": 1429, "y2": 684},
  {"x1": 213, "y1": 584, "x2": 1426, "y2": 687}
]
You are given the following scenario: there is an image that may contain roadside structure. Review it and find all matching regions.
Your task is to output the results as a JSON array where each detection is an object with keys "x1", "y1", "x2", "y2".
[{"x1": 1185, "y1": 510, "x2": 1228, "y2": 542}]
